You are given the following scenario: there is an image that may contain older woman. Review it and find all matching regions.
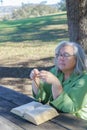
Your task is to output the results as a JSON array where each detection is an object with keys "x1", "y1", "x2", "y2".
[{"x1": 30, "y1": 41, "x2": 87, "y2": 120}]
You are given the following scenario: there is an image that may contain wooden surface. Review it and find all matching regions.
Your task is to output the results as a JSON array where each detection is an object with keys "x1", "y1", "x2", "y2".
[{"x1": 0, "y1": 85, "x2": 87, "y2": 130}]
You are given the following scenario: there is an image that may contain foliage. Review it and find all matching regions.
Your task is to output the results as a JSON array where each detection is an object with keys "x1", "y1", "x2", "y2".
[
  {"x1": 57, "y1": 0, "x2": 66, "y2": 11},
  {"x1": 11, "y1": 4, "x2": 58, "y2": 20}
]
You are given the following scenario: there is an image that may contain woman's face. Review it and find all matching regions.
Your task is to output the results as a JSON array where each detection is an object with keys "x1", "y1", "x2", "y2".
[{"x1": 57, "y1": 45, "x2": 76, "y2": 73}]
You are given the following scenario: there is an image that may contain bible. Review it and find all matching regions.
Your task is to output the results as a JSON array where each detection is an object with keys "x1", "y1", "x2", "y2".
[{"x1": 11, "y1": 101, "x2": 59, "y2": 125}]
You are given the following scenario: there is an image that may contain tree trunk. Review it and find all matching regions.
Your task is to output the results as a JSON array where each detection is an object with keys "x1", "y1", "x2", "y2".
[{"x1": 66, "y1": 0, "x2": 87, "y2": 52}]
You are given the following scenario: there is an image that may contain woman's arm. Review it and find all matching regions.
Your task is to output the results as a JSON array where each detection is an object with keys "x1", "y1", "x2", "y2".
[
  {"x1": 50, "y1": 74, "x2": 87, "y2": 113},
  {"x1": 30, "y1": 69, "x2": 40, "y2": 95}
]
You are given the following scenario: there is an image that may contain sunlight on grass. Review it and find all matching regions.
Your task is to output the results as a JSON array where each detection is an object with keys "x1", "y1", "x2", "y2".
[
  {"x1": 0, "y1": 42, "x2": 56, "y2": 67},
  {"x1": 41, "y1": 24, "x2": 68, "y2": 30}
]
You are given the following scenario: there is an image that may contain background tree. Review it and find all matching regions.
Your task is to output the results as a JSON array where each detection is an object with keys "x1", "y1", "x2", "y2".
[
  {"x1": 12, "y1": 4, "x2": 58, "y2": 19},
  {"x1": 57, "y1": 0, "x2": 66, "y2": 11},
  {"x1": 66, "y1": 0, "x2": 87, "y2": 52}
]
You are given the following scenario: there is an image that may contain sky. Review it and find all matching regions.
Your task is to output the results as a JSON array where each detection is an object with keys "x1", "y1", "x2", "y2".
[{"x1": 0, "y1": 0, "x2": 61, "y2": 6}]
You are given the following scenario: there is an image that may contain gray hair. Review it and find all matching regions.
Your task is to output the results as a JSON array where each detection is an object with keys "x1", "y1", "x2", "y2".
[{"x1": 54, "y1": 41, "x2": 87, "y2": 74}]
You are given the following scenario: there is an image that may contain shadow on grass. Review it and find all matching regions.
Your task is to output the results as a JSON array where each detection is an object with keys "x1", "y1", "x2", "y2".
[
  {"x1": 0, "y1": 57, "x2": 54, "y2": 78},
  {"x1": 0, "y1": 66, "x2": 54, "y2": 78},
  {"x1": 0, "y1": 13, "x2": 69, "y2": 43}
]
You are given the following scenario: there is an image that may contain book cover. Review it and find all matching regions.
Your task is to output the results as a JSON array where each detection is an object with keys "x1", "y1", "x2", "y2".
[{"x1": 11, "y1": 101, "x2": 59, "y2": 125}]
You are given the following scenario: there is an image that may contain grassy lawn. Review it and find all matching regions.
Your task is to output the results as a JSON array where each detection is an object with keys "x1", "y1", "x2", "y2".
[{"x1": 0, "y1": 12, "x2": 69, "y2": 96}]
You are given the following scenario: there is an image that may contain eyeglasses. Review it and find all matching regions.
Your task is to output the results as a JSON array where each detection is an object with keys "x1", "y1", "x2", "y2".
[{"x1": 55, "y1": 52, "x2": 75, "y2": 58}]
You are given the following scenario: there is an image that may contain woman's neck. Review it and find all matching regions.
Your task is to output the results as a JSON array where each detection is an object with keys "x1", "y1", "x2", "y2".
[{"x1": 63, "y1": 71, "x2": 73, "y2": 80}]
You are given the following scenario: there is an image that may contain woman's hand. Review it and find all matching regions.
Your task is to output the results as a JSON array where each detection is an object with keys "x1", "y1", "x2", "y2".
[
  {"x1": 39, "y1": 70, "x2": 63, "y2": 99},
  {"x1": 38, "y1": 70, "x2": 58, "y2": 84},
  {"x1": 30, "y1": 69, "x2": 40, "y2": 80}
]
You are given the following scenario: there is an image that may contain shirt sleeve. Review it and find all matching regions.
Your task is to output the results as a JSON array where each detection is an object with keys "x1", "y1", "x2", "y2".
[
  {"x1": 33, "y1": 81, "x2": 52, "y2": 104},
  {"x1": 50, "y1": 74, "x2": 87, "y2": 113}
]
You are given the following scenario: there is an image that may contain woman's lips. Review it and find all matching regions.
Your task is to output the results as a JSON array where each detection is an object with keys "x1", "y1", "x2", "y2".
[{"x1": 59, "y1": 61, "x2": 65, "y2": 66}]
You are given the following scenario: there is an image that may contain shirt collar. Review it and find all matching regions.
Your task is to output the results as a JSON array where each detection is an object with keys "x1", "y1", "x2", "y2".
[{"x1": 58, "y1": 71, "x2": 83, "y2": 84}]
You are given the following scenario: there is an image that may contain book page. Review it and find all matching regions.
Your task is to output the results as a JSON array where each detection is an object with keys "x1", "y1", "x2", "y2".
[{"x1": 11, "y1": 101, "x2": 42, "y2": 117}]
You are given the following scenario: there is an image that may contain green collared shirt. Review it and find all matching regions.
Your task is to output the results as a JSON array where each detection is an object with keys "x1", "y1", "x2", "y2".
[{"x1": 33, "y1": 67, "x2": 87, "y2": 120}]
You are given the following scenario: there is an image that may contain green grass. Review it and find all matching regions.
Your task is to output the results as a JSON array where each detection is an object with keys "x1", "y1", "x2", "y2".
[{"x1": 0, "y1": 12, "x2": 69, "y2": 44}]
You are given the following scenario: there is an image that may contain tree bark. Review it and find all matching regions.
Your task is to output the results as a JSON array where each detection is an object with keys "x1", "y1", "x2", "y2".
[{"x1": 66, "y1": 0, "x2": 87, "y2": 52}]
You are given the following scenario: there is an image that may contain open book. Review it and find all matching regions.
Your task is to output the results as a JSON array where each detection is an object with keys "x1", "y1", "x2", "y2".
[{"x1": 11, "y1": 101, "x2": 59, "y2": 125}]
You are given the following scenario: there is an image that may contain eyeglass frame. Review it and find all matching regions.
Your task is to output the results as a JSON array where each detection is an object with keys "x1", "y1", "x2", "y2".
[{"x1": 55, "y1": 52, "x2": 75, "y2": 59}]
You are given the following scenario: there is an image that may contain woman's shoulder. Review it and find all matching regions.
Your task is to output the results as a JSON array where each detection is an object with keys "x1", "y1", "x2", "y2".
[
  {"x1": 50, "y1": 66, "x2": 58, "y2": 75},
  {"x1": 50, "y1": 66, "x2": 63, "y2": 76},
  {"x1": 78, "y1": 71, "x2": 87, "y2": 81}
]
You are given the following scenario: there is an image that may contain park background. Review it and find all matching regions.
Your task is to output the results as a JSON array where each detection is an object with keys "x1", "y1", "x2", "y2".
[{"x1": 0, "y1": 0, "x2": 69, "y2": 96}]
